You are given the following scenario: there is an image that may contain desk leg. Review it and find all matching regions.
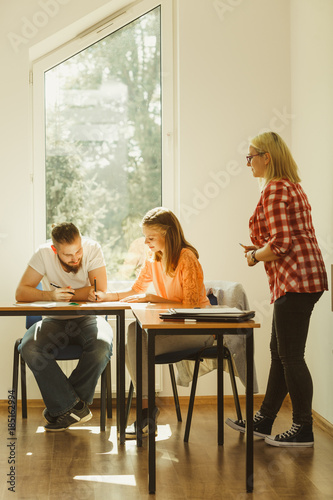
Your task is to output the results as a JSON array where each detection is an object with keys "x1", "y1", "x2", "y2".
[
  {"x1": 117, "y1": 311, "x2": 126, "y2": 444},
  {"x1": 246, "y1": 328, "x2": 254, "y2": 493},
  {"x1": 136, "y1": 322, "x2": 143, "y2": 447},
  {"x1": 148, "y1": 329, "x2": 156, "y2": 494},
  {"x1": 217, "y1": 332, "x2": 224, "y2": 445}
]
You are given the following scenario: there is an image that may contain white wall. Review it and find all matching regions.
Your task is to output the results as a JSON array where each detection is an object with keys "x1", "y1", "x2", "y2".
[
  {"x1": 0, "y1": 0, "x2": 331, "y2": 425},
  {"x1": 290, "y1": 0, "x2": 333, "y2": 424},
  {"x1": 173, "y1": 0, "x2": 291, "y2": 400}
]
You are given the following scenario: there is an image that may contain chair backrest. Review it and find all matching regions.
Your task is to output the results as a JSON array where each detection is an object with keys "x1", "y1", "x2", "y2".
[
  {"x1": 205, "y1": 280, "x2": 250, "y2": 310},
  {"x1": 26, "y1": 315, "x2": 43, "y2": 330}
]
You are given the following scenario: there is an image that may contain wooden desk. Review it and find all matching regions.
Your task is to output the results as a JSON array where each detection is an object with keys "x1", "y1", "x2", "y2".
[
  {"x1": 0, "y1": 302, "x2": 130, "y2": 444},
  {"x1": 131, "y1": 304, "x2": 260, "y2": 494}
]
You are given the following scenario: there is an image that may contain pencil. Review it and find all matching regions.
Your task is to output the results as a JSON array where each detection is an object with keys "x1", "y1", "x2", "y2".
[
  {"x1": 50, "y1": 282, "x2": 75, "y2": 295},
  {"x1": 50, "y1": 282, "x2": 61, "y2": 288}
]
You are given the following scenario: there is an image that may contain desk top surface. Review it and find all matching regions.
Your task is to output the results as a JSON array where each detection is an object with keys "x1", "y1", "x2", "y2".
[
  {"x1": 131, "y1": 304, "x2": 260, "y2": 330},
  {"x1": 0, "y1": 301, "x2": 131, "y2": 315}
]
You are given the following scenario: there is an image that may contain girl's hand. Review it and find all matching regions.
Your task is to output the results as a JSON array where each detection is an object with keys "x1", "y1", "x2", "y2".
[
  {"x1": 87, "y1": 289, "x2": 106, "y2": 302},
  {"x1": 121, "y1": 293, "x2": 150, "y2": 303}
]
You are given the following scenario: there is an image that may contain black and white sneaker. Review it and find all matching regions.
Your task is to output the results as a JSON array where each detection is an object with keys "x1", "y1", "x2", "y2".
[
  {"x1": 44, "y1": 402, "x2": 92, "y2": 431},
  {"x1": 42, "y1": 408, "x2": 57, "y2": 424},
  {"x1": 265, "y1": 423, "x2": 314, "y2": 447},
  {"x1": 226, "y1": 410, "x2": 274, "y2": 438},
  {"x1": 125, "y1": 407, "x2": 160, "y2": 440}
]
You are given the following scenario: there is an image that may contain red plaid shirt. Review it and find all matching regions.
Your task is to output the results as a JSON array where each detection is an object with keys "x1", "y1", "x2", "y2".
[{"x1": 249, "y1": 179, "x2": 328, "y2": 303}]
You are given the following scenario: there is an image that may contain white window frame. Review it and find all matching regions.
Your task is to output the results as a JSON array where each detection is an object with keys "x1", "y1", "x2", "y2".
[{"x1": 31, "y1": 0, "x2": 174, "y2": 250}]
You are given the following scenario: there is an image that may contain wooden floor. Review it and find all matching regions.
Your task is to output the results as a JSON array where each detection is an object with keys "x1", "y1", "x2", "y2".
[{"x1": 1, "y1": 397, "x2": 332, "y2": 500}]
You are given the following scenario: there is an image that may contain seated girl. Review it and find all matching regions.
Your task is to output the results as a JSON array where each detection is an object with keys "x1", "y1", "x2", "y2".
[{"x1": 89, "y1": 207, "x2": 213, "y2": 438}]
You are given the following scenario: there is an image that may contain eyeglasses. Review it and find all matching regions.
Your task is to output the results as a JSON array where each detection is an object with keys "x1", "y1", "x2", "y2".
[{"x1": 246, "y1": 153, "x2": 266, "y2": 164}]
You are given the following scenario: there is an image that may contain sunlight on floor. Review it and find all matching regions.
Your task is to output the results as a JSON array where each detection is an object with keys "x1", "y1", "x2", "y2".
[
  {"x1": 36, "y1": 423, "x2": 173, "y2": 448},
  {"x1": 156, "y1": 424, "x2": 172, "y2": 441},
  {"x1": 74, "y1": 475, "x2": 136, "y2": 486},
  {"x1": 36, "y1": 425, "x2": 107, "y2": 434}
]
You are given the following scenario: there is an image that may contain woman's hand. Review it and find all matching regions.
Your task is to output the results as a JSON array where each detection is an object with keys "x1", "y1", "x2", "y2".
[
  {"x1": 240, "y1": 243, "x2": 257, "y2": 254},
  {"x1": 121, "y1": 293, "x2": 151, "y2": 303},
  {"x1": 246, "y1": 251, "x2": 258, "y2": 267},
  {"x1": 87, "y1": 289, "x2": 107, "y2": 302}
]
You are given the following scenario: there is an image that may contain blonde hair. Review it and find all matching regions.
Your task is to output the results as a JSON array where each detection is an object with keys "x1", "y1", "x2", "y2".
[
  {"x1": 250, "y1": 131, "x2": 301, "y2": 186},
  {"x1": 141, "y1": 207, "x2": 199, "y2": 276}
]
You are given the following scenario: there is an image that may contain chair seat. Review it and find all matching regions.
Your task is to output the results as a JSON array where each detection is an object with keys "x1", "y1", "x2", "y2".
[{"x1": 155, "y1": 347, "x2": 204, "y2": 365}]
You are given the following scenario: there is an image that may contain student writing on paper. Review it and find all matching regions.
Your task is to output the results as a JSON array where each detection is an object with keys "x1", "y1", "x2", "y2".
[
  {"x1": 226, "y1": 132, "x2": 328, "y2": 448},
  {"x1": 88, "y1": 207, "x2": 214, "y2": 439},
  {"x1": 15, "y1": 222, "x2": 113, "y2": 431}
]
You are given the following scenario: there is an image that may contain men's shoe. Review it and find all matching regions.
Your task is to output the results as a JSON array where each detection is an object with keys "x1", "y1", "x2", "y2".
[
  {"x1": 44, "y1": 402, "x2": 92, "y2": 431},
  {"x1": 226, "y1": 410, "x2": 274, "y2": 438},
  {"x1": 265, "y1": 423, "x2": 314, "y2": 447},
  {"x1": 42, "y1": 408, "x2": 57, "y2": 424},
  {"x1": 125, "y1": 407, "x2": 160, "y2": 440}
]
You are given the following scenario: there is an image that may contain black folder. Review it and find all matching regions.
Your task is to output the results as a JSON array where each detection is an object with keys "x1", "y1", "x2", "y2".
[{"x1": 159, "y1": 307, "x2": 255, "y2": 322}]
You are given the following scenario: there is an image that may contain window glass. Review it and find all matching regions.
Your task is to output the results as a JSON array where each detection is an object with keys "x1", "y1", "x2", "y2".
[{"x1": 45, "y1": 6, "x2": 161, "y2": 280}]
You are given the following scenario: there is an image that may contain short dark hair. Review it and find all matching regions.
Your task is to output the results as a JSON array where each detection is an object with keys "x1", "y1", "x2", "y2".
[{"x1": 51, "y1": 223, "x2": 80, "y2": 247}]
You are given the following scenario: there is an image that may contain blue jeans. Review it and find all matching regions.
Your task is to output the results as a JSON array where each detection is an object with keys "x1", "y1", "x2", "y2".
[
  {"x1": 260, "y1": 291, "x2": 323, "y2": 425},
  {"x1": 19, "y1": 316, "x2": 113, "y2": 416}
]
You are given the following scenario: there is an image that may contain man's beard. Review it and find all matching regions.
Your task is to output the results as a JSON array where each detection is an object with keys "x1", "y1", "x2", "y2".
[{"x1": 57, "y1": 255, "x2": 82, "y2": 274}]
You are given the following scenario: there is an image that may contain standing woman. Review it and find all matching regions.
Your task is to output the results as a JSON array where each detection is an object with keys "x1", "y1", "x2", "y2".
[
  {"x1": 89, "y1": 207, "x2": 213, "y2": 438},
  {"x1": 226, "y1": 132, "x2": 327, "y2": 447}
]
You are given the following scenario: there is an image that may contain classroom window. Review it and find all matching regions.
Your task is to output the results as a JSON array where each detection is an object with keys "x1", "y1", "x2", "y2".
[
  {"x1": 33, "y1": 1, "x2": 174, "y2": 283},
  {"x1": 43, "y1": 6, "x2": 161, "y2": 280}
]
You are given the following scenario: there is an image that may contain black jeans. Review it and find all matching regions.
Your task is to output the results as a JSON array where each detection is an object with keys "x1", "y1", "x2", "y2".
[{"x1": 260, "y1": 291, "x2": 323, "y2": 426}]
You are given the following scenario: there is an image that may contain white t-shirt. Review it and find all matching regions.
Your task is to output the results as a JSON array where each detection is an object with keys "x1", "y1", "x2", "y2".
[
  {"x1": 28, "y1": 237, "x2": 105, "y2": 318},
  {"x1": 29, "y1": 237, "x2": 105, "y2": 289}
]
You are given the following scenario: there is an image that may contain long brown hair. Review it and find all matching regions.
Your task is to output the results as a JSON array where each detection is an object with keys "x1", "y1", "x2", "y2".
[{"x1": 142, "y1": 207, "x2": 199, "y2": 276}]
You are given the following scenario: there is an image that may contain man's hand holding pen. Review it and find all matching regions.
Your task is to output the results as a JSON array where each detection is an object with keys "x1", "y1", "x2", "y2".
[
  {"x1": 50, "y1": 283, "x2": 75, "y2": 301},
  {"x1": 87, "y1": 289, "x2": 106, "y2": 302}
]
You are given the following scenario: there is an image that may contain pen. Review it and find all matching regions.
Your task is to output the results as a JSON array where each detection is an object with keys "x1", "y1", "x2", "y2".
[
  {"x1": 94, "y1": 277, "x2": 97, "y2": 301},
  {"x1": 239, "y1": 243, "x2": 246, "y2": 248},
  {"x1": 50, "y1": 282, "x2": 75, "y2": 295}
]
